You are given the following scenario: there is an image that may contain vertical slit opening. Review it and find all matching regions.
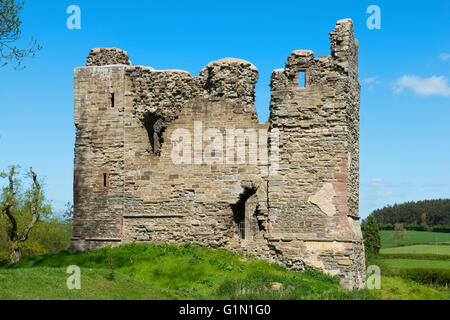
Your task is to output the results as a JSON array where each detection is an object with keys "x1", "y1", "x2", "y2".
[
  {"x1": 110, "y1": 93, "x2": 115, "y2": 108},
  {"x1": 103, "y1": 173, "x2": 107, "y2": 187}
]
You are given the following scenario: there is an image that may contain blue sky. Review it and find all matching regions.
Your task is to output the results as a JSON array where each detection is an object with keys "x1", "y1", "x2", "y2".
[{"x1": 0, "y1": 0, "x2": 449, "y2": 218}]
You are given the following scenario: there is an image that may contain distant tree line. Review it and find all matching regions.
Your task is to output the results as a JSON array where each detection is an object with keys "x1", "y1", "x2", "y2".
[{"x1": 364, "y1": 199, "x2": 450, "y2": 233}]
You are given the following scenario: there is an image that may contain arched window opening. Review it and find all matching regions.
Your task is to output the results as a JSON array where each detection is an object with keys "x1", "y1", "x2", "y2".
[{"x1": 231, "y1": 186, "x2": 258, "y2": 240}]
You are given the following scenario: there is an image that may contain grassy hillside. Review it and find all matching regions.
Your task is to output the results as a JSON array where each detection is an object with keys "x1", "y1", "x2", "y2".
[
  {"x1": 380, "y1": 230, "x2": 450, "y2": 248},
  {"x1": 2, "y1": 242, "x2": 448, "y2": 300},
  {"x1": 3, "y1": 243, "x2": 376, "y2": 300}
]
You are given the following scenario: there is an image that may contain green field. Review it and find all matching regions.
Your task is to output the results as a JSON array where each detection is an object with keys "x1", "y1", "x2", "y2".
[
  {"x1": 382, "y1": 259, "x2": 450, "y2": 271},
  {"x1": 380, "y1": 230, "x2": 450, "y2": 248},
  {"x1": 377, "y1": 230, "x2": 450, "y2": 298},
  {"x1": 381, "y1": 245, "x2": 450, "y2": 255}
]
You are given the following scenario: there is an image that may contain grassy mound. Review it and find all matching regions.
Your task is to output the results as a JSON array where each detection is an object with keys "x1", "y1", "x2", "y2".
[{"x1": 4, "y1": 242, "x2": 375, "y2": 300}]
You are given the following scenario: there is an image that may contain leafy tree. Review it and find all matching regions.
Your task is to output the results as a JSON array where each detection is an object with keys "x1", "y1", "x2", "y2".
[
  {"x1": 0, "y1": 166, "x2": 72, "y2": 266},
  {"x1": 0, "y1": 0, "x2": 42, "y2": 68},
  {"x1": 421, "y1": 212, "x2": 428, "y2": 230},
  {"x1": 362, "y1": 215, "x2": 381, "y2": 256},
  {"x1": 0, "y1": 165, "x2": 47, "y2": 264}
]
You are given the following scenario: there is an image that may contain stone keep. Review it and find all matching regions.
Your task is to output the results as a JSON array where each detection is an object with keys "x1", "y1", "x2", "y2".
[{"x1": 71, "y1": 19, "x2": 365, "y2": 289}]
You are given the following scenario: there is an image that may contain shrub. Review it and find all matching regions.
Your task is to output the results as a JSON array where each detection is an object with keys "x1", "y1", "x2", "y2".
[
  {"x1": 363, "y1": 216, "x2": 381, "y2": 256},
  {"x1": 431, "y1": 225, "x2": 450, "y2": 233},
  {"x1": 399, "y1": 268, "x2": 450, "y2": 287},
  {"x1": 380, "y1": 253, "x2": 450, "y2": 261}
]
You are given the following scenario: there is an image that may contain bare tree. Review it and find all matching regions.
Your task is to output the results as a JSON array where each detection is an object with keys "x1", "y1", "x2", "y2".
[
  {"x1": 0, "y1": 0, "x2": 41, "y2": 69},
  {"x1": 1, "y1": 165, "x2": 42, "y2": 263}
]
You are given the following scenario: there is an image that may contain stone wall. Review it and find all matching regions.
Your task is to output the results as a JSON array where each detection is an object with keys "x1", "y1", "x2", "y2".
[{"x1": 71, "y1": 19, "x2": 365, "y2": 289}]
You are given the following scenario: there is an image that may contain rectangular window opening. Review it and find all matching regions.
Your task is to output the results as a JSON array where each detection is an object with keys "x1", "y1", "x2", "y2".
[
  {"x1": 103, "y1": 173, "x2": 108, "y2": 187},
  {"x1": 298, "y1": 71, "x2": 306, "y2": 88}
]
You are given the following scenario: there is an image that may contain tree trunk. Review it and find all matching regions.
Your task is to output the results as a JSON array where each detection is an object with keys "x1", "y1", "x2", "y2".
[
  {"x1": 10, "y1": 244, "x2": 22, "y2": 265},
  {"x1": 2, "y1": 166, "x2": 41, "y2": 265}
]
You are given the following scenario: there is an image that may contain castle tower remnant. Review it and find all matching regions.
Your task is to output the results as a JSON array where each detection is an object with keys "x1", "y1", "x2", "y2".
[
  {"x1": 71, "y1": 20, "x2": 365, "y2": 289},
  {"x1": 72, "y1": 48, "x2": 132, "y2": 250},
  {"x1": 268, "y1": 19, "x2": 364, "y2": 288}
]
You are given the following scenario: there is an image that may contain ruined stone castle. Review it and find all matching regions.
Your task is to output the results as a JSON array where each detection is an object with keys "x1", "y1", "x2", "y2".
[{"x1": 71, "y1": 19, "x2": 365, "y2": 288}]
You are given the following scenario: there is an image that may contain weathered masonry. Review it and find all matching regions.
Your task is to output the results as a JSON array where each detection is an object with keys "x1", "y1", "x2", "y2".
[{"x1": 71, "y1": 19, "x2": 365, "y2": 289}]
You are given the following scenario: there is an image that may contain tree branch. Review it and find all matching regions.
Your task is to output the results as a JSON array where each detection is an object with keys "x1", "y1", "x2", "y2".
[
  {"x1": 18, "y1": 166, "x2": 41, "y2": 242},
  {"x1": 2, "y1": 165, "x2": 18, "y2": 241},
  {"x1": 0, "y1": 0, "x2": 41, "y2": 69}
]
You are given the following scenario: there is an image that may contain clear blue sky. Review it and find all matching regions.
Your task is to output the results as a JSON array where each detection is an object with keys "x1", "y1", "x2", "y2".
[{"x1": 0, "y1": 0, "x2": 449, "y2": 218}]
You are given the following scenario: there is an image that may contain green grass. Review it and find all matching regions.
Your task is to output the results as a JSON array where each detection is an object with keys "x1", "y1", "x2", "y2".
[
  {"x1": 369, "y1": 276, "x2": 448, "y2": 300},
  {"x1": 0, "y1": 267, "x2": 180, "y2": 300},
  {"x1": 3, "y1": 242, "x2": 448, "y2": 300},
  {"x1": 365, "y1": 256, "x2": 449, "y2": 300},
  {"x1": 1, "y1": 243, "x2": 375, "y2": 300},
  {"x1": 380, "y1": 230, "x2": 450, "y2": 248},
  {"x1": 380, "y1": 244, "x2": 450, "y2": 255}
]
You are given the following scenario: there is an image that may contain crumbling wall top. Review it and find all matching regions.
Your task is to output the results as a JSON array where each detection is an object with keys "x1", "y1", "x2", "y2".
[
  {"x1": 200, "y1": 58, "x2": 258, "y2": 118},
  {"x1": 86, "y1": 48, "x2": 133, "y2": 67},
  {"x1": 329, "y1": 19, "x2": 358, "y2": 75}
]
